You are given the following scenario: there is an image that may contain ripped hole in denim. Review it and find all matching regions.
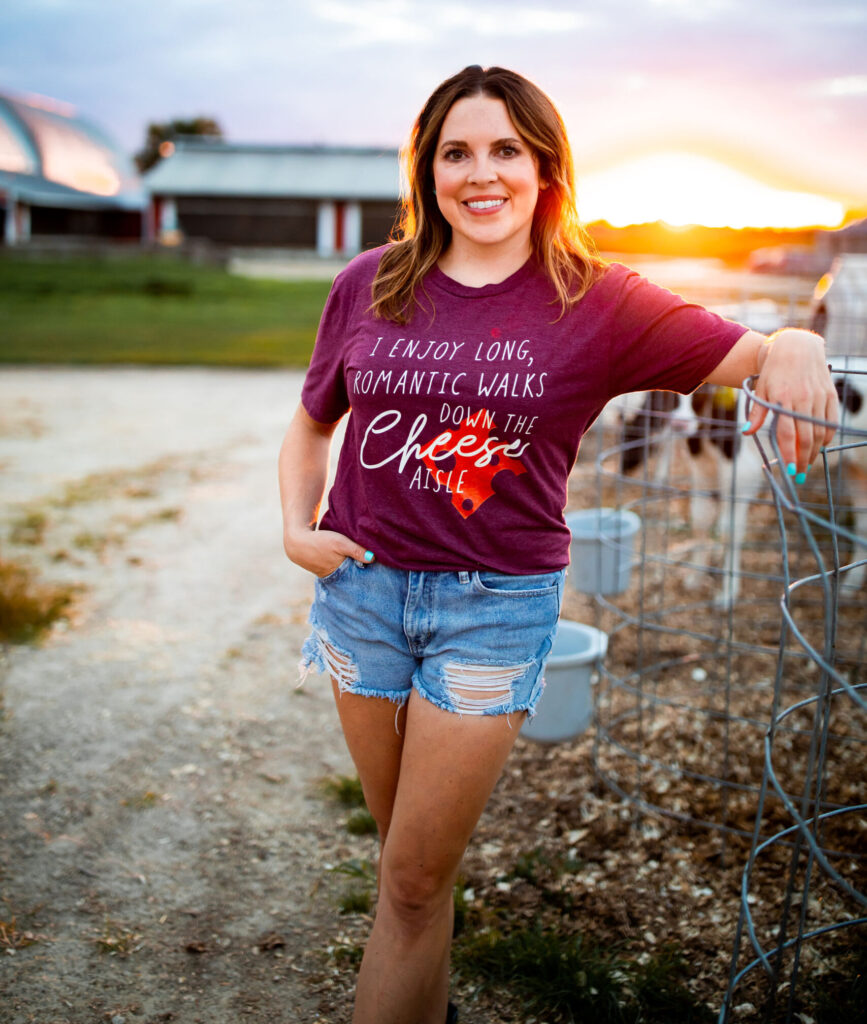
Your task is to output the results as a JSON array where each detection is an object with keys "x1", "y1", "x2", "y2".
[
  {"x1": 442, "y1": 661, "x2": 531, "y2": 715},
  {"x1": 312, "y1": 628, "x2": 361, "y2": 692}
]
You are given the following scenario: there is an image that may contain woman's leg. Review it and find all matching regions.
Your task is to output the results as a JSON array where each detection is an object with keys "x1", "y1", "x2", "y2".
[
  {"x1": 330, "y1": 682, "x2": 408, "y2": 887},
  {"x1": 350, "y1": 689, "x2": 524, "y2": 1024}
]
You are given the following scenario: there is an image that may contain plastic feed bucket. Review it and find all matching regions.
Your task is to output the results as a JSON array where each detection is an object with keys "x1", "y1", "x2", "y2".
[
  {"x1": 567, "y1": 507, "x2": 641, "y2": 595},
  {"x1": 521, "y1": 620, "x2": 608, "y2": 744}
]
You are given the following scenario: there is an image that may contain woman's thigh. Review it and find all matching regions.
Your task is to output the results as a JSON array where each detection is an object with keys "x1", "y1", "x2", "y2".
[
  {"x1": 380, "y1": 689, "x2": 525, "y2": 898},
  {"x1": 330, "y1": 683, "x2": 407, "y2": 837}
]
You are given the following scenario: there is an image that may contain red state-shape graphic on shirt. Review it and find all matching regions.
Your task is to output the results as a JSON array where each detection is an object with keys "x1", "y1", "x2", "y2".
[{"x1": 421, "y1": 411, "x2": 527, "y2": 519}]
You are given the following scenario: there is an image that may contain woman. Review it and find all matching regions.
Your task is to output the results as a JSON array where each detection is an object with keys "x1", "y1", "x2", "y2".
[{"x1": 279, "y1": 66, "x2": 837, "y2": 1024}]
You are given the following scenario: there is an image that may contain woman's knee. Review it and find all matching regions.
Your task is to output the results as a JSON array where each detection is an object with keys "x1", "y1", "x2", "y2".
[{"x1": 379, "y1": 855, "x2": 454, "y2": 929}]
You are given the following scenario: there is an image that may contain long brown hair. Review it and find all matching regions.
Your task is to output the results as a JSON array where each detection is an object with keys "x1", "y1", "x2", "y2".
[{"x1": 370, "y1": 65, "x2": 603, "y2": 324}]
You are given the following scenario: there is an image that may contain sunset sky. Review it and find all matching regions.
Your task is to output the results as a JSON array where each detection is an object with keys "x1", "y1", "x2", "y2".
[{"x1": 1, "y1": 0, "x2": 865, "y2": 228}]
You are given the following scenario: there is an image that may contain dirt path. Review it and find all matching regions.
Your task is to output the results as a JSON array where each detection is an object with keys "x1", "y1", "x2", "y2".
[{"x1": 0, "y1": 368, "x2": 372, "y2": 1023}]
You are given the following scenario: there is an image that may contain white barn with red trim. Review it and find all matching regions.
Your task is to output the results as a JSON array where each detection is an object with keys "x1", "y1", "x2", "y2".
[{"x1": 144, "y1": 139, "x2": 401, "y2": 256}]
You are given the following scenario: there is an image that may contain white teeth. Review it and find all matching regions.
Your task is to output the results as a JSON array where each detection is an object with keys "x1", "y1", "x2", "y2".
[{"x1": 466, "y1": 199, "x2": 505, "y2": 209}]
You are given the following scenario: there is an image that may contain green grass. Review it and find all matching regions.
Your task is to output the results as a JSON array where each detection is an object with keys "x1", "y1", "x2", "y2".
[
  {"x1": 329, "y1": 859, "x2": 377, "y2": 918},
  {"x1": 0, "y1": 253, "x2": 331, "y2": 366},
  {"x1": 328, "y1": 858, "x2": 377, "y2": 883},
  {"x1": 801, "y1": 939, "x2": 867, "y2": 1024},
  {"x1": 346, "y1": 807, "x2": 379, "y2": 836},
  {"x1": 453, "y1": 924, "x2": 714, "y2": 1024},
  {"x1": 453, "y1": 924, "x2": 625, "y2": 1021},
  {"x1": 0, "y1": 555, "x2": 75, "y2": 643},
  {"x1": 9, "y1": 510, "x2": 48, "y2": 546},
  {"x1": 338, "y1": 886, "x2": 372, "y2": 915},
  {"x1": 319, "y1": 774, "x2": 368, "y2": 809}
]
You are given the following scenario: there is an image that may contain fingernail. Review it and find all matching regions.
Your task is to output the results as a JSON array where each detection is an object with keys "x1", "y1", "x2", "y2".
[
  {"x1": 786, "y1": 463, "x2": 797, "y2": 476},
  {"x1": 739, "y1": 421, "x2": 751, "y2": 433},
  {"x1": 795, "y1": 472, "x2": 806, "y2": 485},
  {"x1": 363, "y1": 550, "x2": 374, "y2": 563}
]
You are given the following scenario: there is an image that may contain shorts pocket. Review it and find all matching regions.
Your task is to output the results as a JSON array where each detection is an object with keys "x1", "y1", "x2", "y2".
[
  {"x1": 471, "y1": 568, "x2": 564, "y2": 597},
  {"x1": 317, "y1": 556, "x2": 353, "y2": 584}
]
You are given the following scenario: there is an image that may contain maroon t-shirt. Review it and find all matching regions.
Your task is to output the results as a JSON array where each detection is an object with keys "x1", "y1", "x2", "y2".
[{"x1": 301, "y1": 247, "x2": 746, "y2": 573}]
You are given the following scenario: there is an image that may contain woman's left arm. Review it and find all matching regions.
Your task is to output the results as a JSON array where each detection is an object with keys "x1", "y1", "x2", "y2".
[{"x1": 706, "y1": 328, "x2": 839, "y2": 474}]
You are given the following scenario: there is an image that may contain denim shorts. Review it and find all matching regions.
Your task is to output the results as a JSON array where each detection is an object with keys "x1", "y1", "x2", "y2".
[{"x1": 300, "y1": 559, "x2": 566, "y2": 718}]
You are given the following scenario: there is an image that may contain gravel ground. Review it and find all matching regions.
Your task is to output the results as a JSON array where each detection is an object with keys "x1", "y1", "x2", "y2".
[{"x1": 0, "y1": 367, "x2": 375, "y2": 1024}]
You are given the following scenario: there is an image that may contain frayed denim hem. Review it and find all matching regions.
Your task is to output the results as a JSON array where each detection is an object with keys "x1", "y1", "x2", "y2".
[
  {"x1": 298, "y1": 628, "x2": 410, "y2": 709},
  {"x1": 523, "y1": 672, "x2": 548, "y2": 720},
  {"x1": 296, "y1": 631, "x2": 325, "y2": 689},
  {"x1": 300, "y1": 631, "x2": 326, "y2": 675},
  {"x1": 338, "y1": 686, "x2": 410, "y2": 706}
]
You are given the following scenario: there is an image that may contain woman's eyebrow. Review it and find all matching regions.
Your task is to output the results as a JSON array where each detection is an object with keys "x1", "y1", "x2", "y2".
[{"x1": 438, "y1": 136, "x2": 522, "y2": 151}]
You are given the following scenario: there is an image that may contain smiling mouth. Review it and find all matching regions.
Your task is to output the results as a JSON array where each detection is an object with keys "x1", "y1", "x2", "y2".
[{"x1": 464, "y1": 199, "x2": 507, "y2": 210}]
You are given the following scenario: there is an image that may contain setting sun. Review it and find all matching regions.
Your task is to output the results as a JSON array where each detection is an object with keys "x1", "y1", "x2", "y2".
[{"x1": 578, "y1": 151, "x2": 845, "y2": 230}]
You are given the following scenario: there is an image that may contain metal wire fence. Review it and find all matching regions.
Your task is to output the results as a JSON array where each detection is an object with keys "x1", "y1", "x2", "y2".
[
  {"x1": 569, "y1": 355, "x2": 865, "y2": 1020},
  {"x1": 720, "y1": 359, "x2": 867, "y2": 1022}
]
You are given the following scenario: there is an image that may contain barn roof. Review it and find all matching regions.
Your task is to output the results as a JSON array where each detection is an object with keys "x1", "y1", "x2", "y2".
[
  {"x1": 0, "y1": 91, "x2": 145, "y2": 210},
  {"x1": 144, "y1": 139, "x2": 401, "y2": 201}
]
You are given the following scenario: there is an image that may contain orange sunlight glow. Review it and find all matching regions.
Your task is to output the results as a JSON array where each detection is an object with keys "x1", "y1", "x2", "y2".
[{"x1": 579, "y1": 151, "x2": 845, "y2": 230}]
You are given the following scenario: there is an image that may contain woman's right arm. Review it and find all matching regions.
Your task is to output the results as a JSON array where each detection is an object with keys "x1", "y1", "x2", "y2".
[{"x1": 278, "y1": 403, "x2": 373, "y2": 577}]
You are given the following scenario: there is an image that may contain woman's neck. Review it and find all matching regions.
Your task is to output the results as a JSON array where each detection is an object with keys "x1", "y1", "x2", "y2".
[{"x1": 437, "y1": 239, "x2": 531, "y2": 288}]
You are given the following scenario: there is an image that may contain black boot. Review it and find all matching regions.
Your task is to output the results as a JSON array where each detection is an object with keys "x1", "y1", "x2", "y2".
[{"x1": 446, "y1": 1001, "x2": 458, "y2": 1024}]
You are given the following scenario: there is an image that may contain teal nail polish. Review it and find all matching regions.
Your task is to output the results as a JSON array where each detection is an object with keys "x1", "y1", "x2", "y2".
[
  {"x1": 363, "y1": 550, "x2": 374, "y2": 563},
  {"x1": 739, "y1": 421, "x2": 751, "y2": 433},
  {"x1": 786, "y1": 463, "x2": 797, "y2": 476},
  {"x1": 795, "y1": 472, "x2": 806, "y2": 485}
]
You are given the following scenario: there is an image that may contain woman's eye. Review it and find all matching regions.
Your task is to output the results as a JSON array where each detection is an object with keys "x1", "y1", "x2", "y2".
[
  {"x1": 499, "y1": 145, "x2": 519, "y2": 158},
  {"x1": 444, "y1": 149, "x2": 465, "y2": 161}
]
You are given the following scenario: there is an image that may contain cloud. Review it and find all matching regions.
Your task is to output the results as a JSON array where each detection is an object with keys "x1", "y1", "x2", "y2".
[
  {"x1": 436, "y1": 4, "x2": 593, "y2": 35},
  {"x1": 645, "y1": 0, "x2": 736, "y2": 19},
  {"x1": 314, "y1": 0, "x2": 432, "y2": 45},
  {"x1": 812, "y1": 75, "x2": 867, "y2": 97},
  {"x1": 312, "y1": 0, "x2": 593, "y2": 47}
]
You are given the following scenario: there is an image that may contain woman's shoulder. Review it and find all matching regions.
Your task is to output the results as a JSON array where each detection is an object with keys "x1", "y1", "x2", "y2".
[
  {"x1": 333, "y1": 243, "x2": 393, "y2": 288},
  {"x1": 321, "y1": 245, "x2": 398, "y2": 326},
  {"x1": 583, "y1": 260, "x2": 629, "y2": 292},
  {"x1": 577, "y1": 261, "x2": 662, "y2": 306}
]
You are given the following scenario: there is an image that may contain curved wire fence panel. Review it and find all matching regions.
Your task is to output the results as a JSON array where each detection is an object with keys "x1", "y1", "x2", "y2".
[
  {"x1": 719, "y1": 358, "x2": 867, "y2": 1022},
  {"x1": 562, "y1": 360, "x2": 866, "y2": 1019}
]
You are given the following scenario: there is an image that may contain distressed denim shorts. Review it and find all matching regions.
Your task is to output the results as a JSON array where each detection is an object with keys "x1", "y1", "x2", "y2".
[{"x1": 300, "y1": 559, "x2": 566, "y2": 718}]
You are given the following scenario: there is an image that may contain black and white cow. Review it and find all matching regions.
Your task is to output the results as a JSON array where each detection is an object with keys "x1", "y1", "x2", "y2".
[
  {"x1": 615, "y1": 362, "x2": 867, "y2": 606},
  {"x1": 831, "y1": 358, "x2": 867, "y2": 591},
  {"x1": 616, "y1": 384, "x2": 763, "y2": 608}
]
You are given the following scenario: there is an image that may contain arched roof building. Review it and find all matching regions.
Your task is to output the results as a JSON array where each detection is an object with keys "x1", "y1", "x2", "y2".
[{"x1": 0, "y1": 91, "x2": 145, "y2": 244}]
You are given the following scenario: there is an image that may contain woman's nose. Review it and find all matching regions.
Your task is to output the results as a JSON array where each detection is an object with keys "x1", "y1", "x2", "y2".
[{"x1": 467, "y1": 157, "x2": 497, "y2": 184}]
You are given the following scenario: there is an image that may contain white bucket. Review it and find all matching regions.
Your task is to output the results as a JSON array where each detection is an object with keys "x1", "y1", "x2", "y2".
[
  {"x1": 521, "y1": 620, "x2": 608, "y2": 744},
  {"x1": 567, "y1": 507, "x2": 641, "y2": 595}
]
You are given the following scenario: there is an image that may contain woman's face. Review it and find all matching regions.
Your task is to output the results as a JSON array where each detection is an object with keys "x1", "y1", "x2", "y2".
[{"x1": 432, "y1": 93, "x2": 542, "y2": 264}]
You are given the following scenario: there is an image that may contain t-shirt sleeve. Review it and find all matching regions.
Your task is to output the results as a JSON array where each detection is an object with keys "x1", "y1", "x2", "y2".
[
  {"x1": 603, "y1": 266, "x2": 748, "y2": 399},
  {"x1": 300, "y1": 272, "x2": 354, "y2": 424}
]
